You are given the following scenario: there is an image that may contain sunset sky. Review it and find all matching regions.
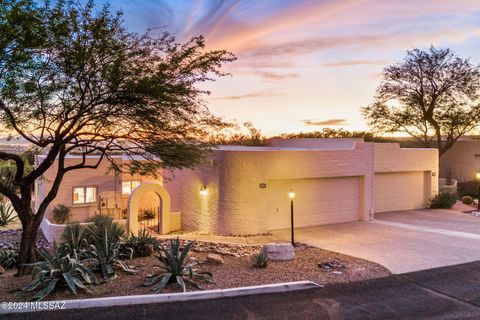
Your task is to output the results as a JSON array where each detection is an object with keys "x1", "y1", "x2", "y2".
[{"x1": 102, "y1": 0, "x2": 480, "y2": 136}]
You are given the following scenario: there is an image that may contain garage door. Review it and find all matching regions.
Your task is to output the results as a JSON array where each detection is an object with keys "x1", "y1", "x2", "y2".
[
  {"x1": 266, "y1": 177, "x2": 362, "y2": 230},
  {"x1": 374, "y1": 171, "x2": 427, "y2": 213}
]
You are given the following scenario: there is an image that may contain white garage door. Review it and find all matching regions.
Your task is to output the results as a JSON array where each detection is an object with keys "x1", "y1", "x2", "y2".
[
  {"x1": 266, "y1": 177, "x2": 362, "y2": 230},
  {"x1": 374, "y1": 171, "x2": 427, "y2": 213}
]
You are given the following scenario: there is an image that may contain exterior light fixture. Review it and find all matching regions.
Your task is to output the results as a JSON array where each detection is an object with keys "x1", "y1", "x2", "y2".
[
  {"x1": 199, "y1": 186, "x2": 208, "y2": 196},
  {"x1": 289, "y1": 190, "x2": 295, "y2": 246},
  {"x1": 475, "y1": 171, "x2": 480, "y2": 211}
]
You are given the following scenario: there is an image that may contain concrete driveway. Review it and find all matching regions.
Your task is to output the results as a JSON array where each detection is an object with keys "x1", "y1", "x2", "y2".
[{"x1": 273, "y1": 209, "x2": 480, "y2": 274}]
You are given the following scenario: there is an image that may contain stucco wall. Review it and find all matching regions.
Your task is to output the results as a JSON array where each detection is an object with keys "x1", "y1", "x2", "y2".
[
  {"x1": 439, "y1": 140, "x2": 480, "y2": 183},
  {"x1": 37, "y1": 156, "x2": 162, "y2": 223},
  {"x1": 166, "y1": 141, "x2": 438, "y2": 234}
]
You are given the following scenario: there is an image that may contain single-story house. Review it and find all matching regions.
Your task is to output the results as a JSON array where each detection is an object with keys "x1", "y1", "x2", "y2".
[
  {"x1": 439, "y1": 139, "x2": 480, "y2": 183},
  {"x1": 37, "y1": 138, "x2": 438, "y2": 239}
]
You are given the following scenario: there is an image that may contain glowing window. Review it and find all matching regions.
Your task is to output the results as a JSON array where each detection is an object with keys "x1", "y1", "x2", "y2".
[
  {"x1": 122, "y1": 180, "x2": 141, "y2": 196},
  {"x1": 73, "y1": 186, "x2": 97, "y2": 204}
]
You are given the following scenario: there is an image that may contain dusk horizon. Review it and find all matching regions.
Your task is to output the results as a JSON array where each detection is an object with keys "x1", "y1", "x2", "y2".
[{"x1": 95, "y1": 0, "x2": 480, "y2": 135}]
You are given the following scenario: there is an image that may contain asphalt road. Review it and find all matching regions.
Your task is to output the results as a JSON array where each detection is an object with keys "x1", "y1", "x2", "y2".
[{"x1": 5, "y1": 261, "x2": 480, "y2": 320}]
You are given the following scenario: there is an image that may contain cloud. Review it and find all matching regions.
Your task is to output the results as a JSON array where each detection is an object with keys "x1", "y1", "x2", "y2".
[
  {"x1": 212, "y1": 89, "x2": 281, "y2": 100},
  {"x1": 303, "y1": 119, "x2": 349, "y2": 126},
  {"x1": 255, "y1": 71, "x2": 300, "y2": 81},
  {"x1": 322, "y1": 59, "x2": 389, "y2": 67}
]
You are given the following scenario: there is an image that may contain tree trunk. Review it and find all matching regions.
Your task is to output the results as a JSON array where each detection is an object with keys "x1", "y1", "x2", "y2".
[{"x1": 16, "y1": 217, "x2": 39, "y2": 276}]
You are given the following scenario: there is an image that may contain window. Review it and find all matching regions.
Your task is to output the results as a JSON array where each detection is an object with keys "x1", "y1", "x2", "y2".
[
  {"x1": 122, "y1": 180, "x2": 141, "y2": 196},
  {"x1": 73, "y1": 186, "x2": 97, "y2": 205}
]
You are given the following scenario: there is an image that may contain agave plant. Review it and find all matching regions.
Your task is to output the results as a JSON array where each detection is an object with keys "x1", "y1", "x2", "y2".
[
  {"x1": 84, "y1": 215, "x2": 126, "y2": 244},
  {"x1": 22, "y1": 242, "x2": 96, "y2": 301},
  {"x1": 0, "y1": 248, "x2": 18, "y2": 269},
  {"x1": 85, "y1": 225, "x2": 136, "y2": 280},
  {"x1": 143, "y1": 238, "x2": 212, "y2": 292},
  {"x1": 60, "y1": 223, "x2": 87, "y2": 258},
  {"x1": 123, "y1": 229, "x2": 159, "y2": 258},
  {"x1": 0, "y1": 202, "x2": 16, "y2": 226},
  {"x1": 252, "y1": 250, "x2": 269, "y2": 268}
]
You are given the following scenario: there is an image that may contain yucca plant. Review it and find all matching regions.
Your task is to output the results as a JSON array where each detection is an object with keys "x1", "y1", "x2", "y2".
[
  {"x1": 85, "y1": 226, "x2": 136, "y2": 281},
  {"x1": 60, "y1": 223, "x2": 87, "y2": 258},
  {"x1": 0, "y1": 248, "x2": 18, "y2": 269},
  {"x1": 143, "y1": 238, "x2": 213, "y2": 292},
  {"x1": 0, "y1": 202, "x2": 16, "y2": 226},
  {"x1": 22, "y1": 242, "x2": 96, "y2": 301}
]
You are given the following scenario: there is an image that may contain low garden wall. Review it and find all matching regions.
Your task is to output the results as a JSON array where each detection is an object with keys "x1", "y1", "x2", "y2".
[{"x1": 439, "y1": 178, "x2": 458, "y2": 195}]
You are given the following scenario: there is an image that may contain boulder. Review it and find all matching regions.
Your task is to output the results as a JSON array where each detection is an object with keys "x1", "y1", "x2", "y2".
[
  {"x1": 261, "y1": 243, "x2": 295, "y2": 261},
  {"x1": 207, "y1": 253, "x2": 224, "y2": 264},
  {"x1": 141, "y1": 244, "x2": 155, "y2": 256}
]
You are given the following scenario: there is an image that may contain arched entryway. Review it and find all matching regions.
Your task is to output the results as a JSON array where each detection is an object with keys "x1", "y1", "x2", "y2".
[{"x1": 127, "y1": 183, "x2": 171, "y2": 236}]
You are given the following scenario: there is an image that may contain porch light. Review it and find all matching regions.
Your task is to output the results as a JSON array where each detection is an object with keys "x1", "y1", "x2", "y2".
[
  {"x1": 199, "y1": 186, "x2": 208, "y2": 196},
  {"x1": 288, "y1": 190, "x2": 295, "y2": 199},
  {"x1": 475, "y1": 171, "x2": 480, "y2": 182}
]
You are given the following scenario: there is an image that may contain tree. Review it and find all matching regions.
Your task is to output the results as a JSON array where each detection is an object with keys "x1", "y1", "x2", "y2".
[
  {"x1": 362, "y1": 47, "x2": 480, "y2": 156},
  {"x1": 0, "y1": 0, "x2": 235, "y2": 274}
]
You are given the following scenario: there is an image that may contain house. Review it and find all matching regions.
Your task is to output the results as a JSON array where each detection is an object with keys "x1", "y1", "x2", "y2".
[
  {"x1": 439, "y1": 139, "x2": 480, "y2": 183},
  {"x1": 37, "y1": 139, "x2": 438, "y2": 240}
]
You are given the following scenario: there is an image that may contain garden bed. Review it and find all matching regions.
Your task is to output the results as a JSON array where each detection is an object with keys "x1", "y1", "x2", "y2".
[{"x1": 0, "y1": 246, "x2": 390, "y2": 302}]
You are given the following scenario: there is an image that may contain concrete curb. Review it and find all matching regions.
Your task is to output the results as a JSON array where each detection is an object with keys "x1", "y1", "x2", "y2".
[{"x1": 2, "y1": 281, "x2": 320, "y2": 314}]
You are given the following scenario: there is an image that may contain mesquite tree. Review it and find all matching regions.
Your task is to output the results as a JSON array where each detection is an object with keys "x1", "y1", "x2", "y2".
[
  {"x1": 362, "y1": 47, "x2": 480, "y2": 156},
  {"x1": 0, "y1": 0, "x2": 234, "y2": 274}
]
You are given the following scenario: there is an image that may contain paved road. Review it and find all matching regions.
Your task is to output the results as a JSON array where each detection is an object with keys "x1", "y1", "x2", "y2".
[
  {"x1": 273, "y1": 209, "x2": 480, "y2": 273},
  {"x1": 5, "y1": 261, "x2": 480, "y2": 320}
]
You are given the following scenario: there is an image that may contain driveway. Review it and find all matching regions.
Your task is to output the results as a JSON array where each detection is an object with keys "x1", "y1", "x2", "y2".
[{"x1": 273, "y1": 209, "x2": 480, "y2": 274}]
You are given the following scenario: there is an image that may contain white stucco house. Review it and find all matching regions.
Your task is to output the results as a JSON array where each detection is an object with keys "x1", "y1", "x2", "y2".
[{"x1": 37, "y1": 138, "x2": 438, "y2": 239}]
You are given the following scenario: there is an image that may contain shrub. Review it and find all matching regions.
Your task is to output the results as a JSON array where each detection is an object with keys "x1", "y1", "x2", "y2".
[
  {"x1": 0, "y1": 248, "x2": 18, "y2": 269},
  {"x1": 252, "y1": 250, "x2": 269, "y2": 268},
  {"x1": 84, "y1": 215, "x2": 126, "y2": 245},
  {"x1": 0, "y1": 202, "x2": 16, "y2": 226},
  {"x1": 143, "y1": 238, "x2": 212, "y2": 292},
  {"x1": 52, "y1": 204, "x2": 71, "y2": 224},
  {"x1": 23, "y1": 242, "x2": 96, "y2": 301},
  {"x1": 60, "y1": 223, "x2": 87, "y2": 257},
  {"x1": 429, "y1": 192, "x2": 457, "y2": 209},
  {"x1": 462, "y1": 196, "x2": 474, "y2": 205},
  {"x1": 143, "y1": 209, "x2": 155, "y2": 220},
  {"x1": 123, "y1": 229, "x2": 159, "y2": 257}
]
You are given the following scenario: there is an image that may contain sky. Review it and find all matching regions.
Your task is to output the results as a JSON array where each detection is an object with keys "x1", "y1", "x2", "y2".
[{"x1": 98, "y1": 0, "x2": 480, "y2": 136}]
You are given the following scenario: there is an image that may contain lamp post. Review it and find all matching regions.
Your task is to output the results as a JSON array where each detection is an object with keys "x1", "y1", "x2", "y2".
[
  {"x1": 288, "y1": 190, "x2": 295, "y2": 246},
  {"x1": 475, "y1": 172, "x2": 480, "y2": 211}
]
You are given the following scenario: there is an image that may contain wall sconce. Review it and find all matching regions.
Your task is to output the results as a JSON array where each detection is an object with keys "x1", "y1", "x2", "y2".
[
  {"x1": 199, "y1": 185, "x2": 208, "y2": 196},
  {"x1": 288, "y1": 190, "x2": 296, "y2": 199}
]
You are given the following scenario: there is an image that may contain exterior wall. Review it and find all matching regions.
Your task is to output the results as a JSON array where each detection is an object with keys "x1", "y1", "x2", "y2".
[
  {"x1": 268, "y1": 138, "x2": 362, "y2": 149},
  {"x1": 439, "y1": 140, "x2": 480, "y2": 183},
  {"x1": 166, "y1": 142, "x2": 375, "y2": 234},
  {"x1": 37, "y1": 156, "x2": 162, "y2": 223},
  {"x1": 166, "y1": 141, "x2": 438, "y2": 234},
  {"x1": 374, "y1": 143, "x2": 439, "y2": 202}
]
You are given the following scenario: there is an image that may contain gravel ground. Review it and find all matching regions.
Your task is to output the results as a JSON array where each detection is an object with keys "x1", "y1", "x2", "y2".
[{"x1": 0, "y1": 247, "x2": 390, "y2": 302}]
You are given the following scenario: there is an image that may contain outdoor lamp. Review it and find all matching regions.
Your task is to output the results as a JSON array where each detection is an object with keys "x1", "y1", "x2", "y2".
[
  {"x1": 199, "y1": 186, "x2": 208, "y2": 196},
  {"x1": 475, "y1": 171, "x2": 480, "y2": 182},
  {"x1": 289, "y1": 190, "x2": 295, "y2": 246}
]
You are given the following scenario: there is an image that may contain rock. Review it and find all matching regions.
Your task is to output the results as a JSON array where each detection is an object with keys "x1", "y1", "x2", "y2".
[
  {"x1": 0, "y1": 266, "x2": 4, "y2": 274},
  {"x1": 262, "y1": 243, "x2": 295, "y2": 261},
  {"x1": 207, "y1": 253, "x2": 224, "y2": 264},
  {"x1": 332, "y1": 271, "x2": 343, "y2": 275}
]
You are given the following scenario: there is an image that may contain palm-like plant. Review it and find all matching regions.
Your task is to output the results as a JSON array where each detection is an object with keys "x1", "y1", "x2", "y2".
[
  {"x1": 144, "y1": 238, "x2": 213, "y2": 292},
  {"x1": 0, "y1": 202, "x2": 16, "y2": 226},
  {"x1": 22, "y1": 242, "x2": 96, "y2": 301},
  {"x1": 85, "y1": 226, "x2": 136, "y2": 281},
  {"x1": 60, "y1": 223, "x2": 87, "y2": 258}
]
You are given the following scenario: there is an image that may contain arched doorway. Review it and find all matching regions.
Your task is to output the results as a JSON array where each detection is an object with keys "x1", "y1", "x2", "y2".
[{"x1": 127, "y1": 183, "x2": 171, "y2": 236}]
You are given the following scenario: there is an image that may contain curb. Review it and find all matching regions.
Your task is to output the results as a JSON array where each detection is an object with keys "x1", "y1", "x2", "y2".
[{"x1": 2, "y1": 281, "x2": 320, "y2": 314}]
